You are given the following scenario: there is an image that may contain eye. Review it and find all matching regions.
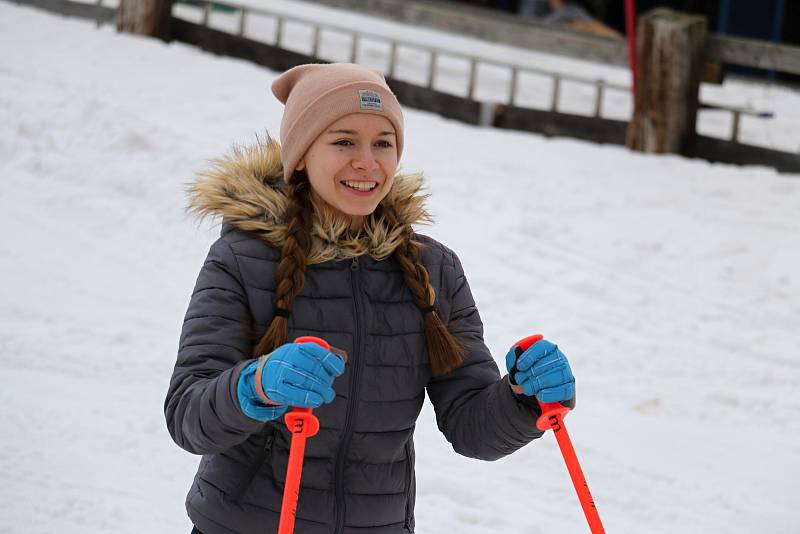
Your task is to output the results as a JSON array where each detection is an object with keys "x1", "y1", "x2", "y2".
[
  {"x1": 333, "y1": 139, "x2": 354, "y2": 146},
  {"x1": 375, "y1": 140, "x2": 393, "y2": 148}
]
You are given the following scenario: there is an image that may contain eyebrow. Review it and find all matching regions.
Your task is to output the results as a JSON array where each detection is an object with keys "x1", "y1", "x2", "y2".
[{"x1": 327, "y1": 129, "x2": 396, "y2": 136}]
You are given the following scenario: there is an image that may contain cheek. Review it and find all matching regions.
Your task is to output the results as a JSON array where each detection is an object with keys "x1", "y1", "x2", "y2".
[
  {"x1": 379, "y1": 154, "x2": 398, "y2": 177},
  {"x1": 308, "y1": 154, "x2": 347, "y2": 184},
  {"x1": 379, "y1": 174, "x2": 395, "y2": 198}
]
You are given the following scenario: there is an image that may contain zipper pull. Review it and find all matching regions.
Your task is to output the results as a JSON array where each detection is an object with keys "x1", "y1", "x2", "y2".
[
  {"x1": 351, "y1": 257, "x2": 359, "y2": 270},
  {"x1": 264, "y1": 429, "x2": 276, "y2": 452}
]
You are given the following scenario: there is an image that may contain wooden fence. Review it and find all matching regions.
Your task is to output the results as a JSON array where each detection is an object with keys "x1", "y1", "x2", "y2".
[
  {"x1": 6, "y1": 0, "x2": 799, "y2": 172},
  {"x1": 172, "y1": 0, "x2": 800, "y2": 171}
]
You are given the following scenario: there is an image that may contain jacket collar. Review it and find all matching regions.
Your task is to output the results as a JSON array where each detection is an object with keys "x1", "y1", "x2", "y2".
[{"x1": 187, "y1": 135, "x2": 431, "y2": 264}]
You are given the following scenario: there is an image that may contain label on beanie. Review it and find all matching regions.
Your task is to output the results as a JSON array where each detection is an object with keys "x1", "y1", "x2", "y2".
[{"x1": 358, "y1": 89, "x2": 383, "y2": 111}]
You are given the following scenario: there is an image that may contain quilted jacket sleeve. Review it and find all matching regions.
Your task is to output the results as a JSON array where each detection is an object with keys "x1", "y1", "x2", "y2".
[
  {"x1": 164, "y1": 236, "x2": 264, "y2": 455},
  {"x1": 426, "y1": 248, "x2": 544, "y2": 461}
]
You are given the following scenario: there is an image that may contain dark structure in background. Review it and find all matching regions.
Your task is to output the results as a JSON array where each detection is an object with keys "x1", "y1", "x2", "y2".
[{"x1": 476, "y1": 0, "x2": 798, "y2": 83}]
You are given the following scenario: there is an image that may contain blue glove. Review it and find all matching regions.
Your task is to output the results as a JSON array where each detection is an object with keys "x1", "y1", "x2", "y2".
[
  {"x1": 237, "y1": 342, "x2": 346, "y2": 421},
  {"x1": 505, "y1": 339, "x2": 575, "y2": 404}
]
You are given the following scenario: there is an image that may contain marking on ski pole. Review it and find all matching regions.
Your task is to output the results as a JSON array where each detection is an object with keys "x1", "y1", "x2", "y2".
[{"x1": 549, "y1": 415, "x2": 562, "y2": 432}]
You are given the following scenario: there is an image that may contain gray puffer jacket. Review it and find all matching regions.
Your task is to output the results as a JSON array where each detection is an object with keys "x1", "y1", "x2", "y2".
[{"x1": 165, "y1": 139, "x2": 544, "y2": 534}]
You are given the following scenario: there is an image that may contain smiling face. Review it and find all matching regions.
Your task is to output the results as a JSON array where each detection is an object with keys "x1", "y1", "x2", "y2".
[{"x1": 295, "y1": 113, "x2": 399, "y2": 227}]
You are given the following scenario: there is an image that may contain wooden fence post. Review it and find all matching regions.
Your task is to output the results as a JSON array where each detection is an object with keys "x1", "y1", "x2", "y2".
[
  {"x1": 626, "y1": 8, "x2": 707, "y2": 154},
  {"x1": 117, "y1": 0, "x2": 174, "y2": 41}
]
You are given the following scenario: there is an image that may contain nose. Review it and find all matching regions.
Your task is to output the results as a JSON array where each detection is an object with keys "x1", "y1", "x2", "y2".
[{"x1": 351, "y1": 145, "x2": 379, "y2": 172}]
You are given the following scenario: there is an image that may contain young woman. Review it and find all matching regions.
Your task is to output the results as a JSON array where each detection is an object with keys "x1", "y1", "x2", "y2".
[{"x1": 165, "y1": 62, "x2": 575, "y2": 534}]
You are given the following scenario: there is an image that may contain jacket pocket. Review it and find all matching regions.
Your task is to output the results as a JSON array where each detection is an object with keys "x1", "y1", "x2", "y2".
[
  {"x1": 230, "y1": 425, "x2": 277, "y2": 503},
  {"x1": 403, "y1": 438, "x2": 415, "y2": 532}
]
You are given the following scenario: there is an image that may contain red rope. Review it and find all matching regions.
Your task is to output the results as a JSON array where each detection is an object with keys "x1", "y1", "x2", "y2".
[{"x1": 625, "y1": 0, "x2": 638, "y2": 96}]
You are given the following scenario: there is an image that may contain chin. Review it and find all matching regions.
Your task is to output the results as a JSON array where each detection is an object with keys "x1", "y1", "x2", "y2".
[
  {"x1": 338, "y1": 200, "x2": 379, "y2": 216},
  {"x1": 346, "y1": 206, "x2": 378, "y2": 216}
]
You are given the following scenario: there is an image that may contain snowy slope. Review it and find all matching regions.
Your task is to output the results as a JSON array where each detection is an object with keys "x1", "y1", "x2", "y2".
[{"x1": 1, "y1": 3, "x2": 799, "y2": 534}]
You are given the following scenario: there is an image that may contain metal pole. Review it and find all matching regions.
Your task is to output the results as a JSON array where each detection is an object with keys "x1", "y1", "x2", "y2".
[
  {"x1": 202, "y1": 1, "x2": 211, "y2": 27},
  {"x1": 468, "y1": 59, "x2": 477, "y2": 100},
  {"x1": 312, "y1": 26, "x2": 320, "y2": 58},
  {"x1": 238, "y1": 8, "x2": 247, "y2": 37},
  {"x1": 731, "y1": 110, "x2": 741, "y2": 142},
  {"x1": 551, "y1": 75, "x2": 561, "y2": 112},
  {"x1": 388, "y1": 41, "x2": 398, "y2": 78},
  {"x1": 275, "y1": 17, "x2": 283, "y2": 47},
  {"x1": 509, "y1": 67, "x2": 518, "y2": 106},
  {"x1": 595, "y1": 80, "x2": 604, "y2": 117},
  {"x1": 428, "y1": 50, "x2": 437, "y2": 89},
  {"x1": 350, "y1": 33, "x2": 359, "y2": 63}
]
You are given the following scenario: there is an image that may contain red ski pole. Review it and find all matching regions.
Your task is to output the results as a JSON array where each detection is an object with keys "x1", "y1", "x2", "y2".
[
  {"x1": 275, "y1": 336, "x2": 343, "y2": 534},
  {"x1": 512, "y1": 334, "x2": 605, "y2": 534}
]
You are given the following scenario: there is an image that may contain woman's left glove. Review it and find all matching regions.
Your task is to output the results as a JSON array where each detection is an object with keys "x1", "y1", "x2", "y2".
[{"x1": 505, "y1": 338, "x2": 575, "y2": 405}]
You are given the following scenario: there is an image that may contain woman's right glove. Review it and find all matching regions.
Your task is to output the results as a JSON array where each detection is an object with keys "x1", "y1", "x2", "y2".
[{"x1": 237, "y1": 341, "x2": 346, "y2": 421}]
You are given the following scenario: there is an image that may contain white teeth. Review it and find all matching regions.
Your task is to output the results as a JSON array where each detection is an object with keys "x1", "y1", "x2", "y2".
[{"x1": 343, "y1": 181, "x2": 377, "y2": 192}]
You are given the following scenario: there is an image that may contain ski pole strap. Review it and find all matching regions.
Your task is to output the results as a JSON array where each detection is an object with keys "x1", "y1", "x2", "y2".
[{"x1": 254, "y1": 352, "x2": 281, "y2": 405}]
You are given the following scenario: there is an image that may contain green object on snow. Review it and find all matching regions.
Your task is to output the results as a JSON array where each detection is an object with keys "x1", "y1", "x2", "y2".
[{"x1": 176, "y1": 0, "x2": 236, "y2": 14}]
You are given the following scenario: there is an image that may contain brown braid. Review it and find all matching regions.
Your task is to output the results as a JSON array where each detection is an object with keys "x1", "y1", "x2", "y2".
[
  {"x1": 252, "y1": 171, "x2": 313, "y2": 357},
  {"x1": 381, "y1": 206, "x2": 466, "y2": 376}
]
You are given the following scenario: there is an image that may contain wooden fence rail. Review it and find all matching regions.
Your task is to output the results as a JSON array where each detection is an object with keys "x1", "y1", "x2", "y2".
[
  {"x1": 174, "y1": 0, "x2": 631, "y2": 117},
  {"x1": 312, "y1": 0, "x2": 800, "y2": 76}
]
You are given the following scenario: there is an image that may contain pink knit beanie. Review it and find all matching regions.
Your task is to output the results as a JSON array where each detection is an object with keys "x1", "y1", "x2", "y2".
[{"x1": 271, "y1": 63, "x2": 405, "y2": 183}]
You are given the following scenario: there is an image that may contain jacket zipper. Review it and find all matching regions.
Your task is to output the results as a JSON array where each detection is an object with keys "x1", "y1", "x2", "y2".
[
  {"x1": 231, "y1": 425, "x2": 277, "y2": 503},
  {"x1": 403, "y1": 439, "x2": 414, "y2": 531},
  {"x1": 334, "y1": 256, "x2": 364, "y2": 534}
]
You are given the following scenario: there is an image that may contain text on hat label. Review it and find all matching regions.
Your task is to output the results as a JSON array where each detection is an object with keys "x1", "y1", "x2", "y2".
[{"x1": 358, "y1": 90, "x2": 383, "y2": 112}]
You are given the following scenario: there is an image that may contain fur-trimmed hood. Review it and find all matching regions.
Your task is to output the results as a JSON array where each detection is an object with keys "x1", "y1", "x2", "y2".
[{"x1": 187, "y1": 135, "x2": 431, "y2": 264}]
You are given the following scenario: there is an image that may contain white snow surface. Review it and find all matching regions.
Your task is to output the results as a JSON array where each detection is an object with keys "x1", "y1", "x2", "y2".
[{"x1": 1, "y1": 3, "x2": 800, "y2": 534}]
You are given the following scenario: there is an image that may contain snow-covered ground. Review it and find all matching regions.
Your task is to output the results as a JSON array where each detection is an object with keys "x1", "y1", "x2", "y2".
[{"x1": 1, "y1": 2, "x2": 800, "y2": 534}]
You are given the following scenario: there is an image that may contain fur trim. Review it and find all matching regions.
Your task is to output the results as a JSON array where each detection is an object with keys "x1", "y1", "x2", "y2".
[{"x1": 187, "y1": 134, "x2": 431, "y2": 264}]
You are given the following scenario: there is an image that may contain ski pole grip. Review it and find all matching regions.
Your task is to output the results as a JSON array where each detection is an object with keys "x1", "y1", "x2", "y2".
[
  {"x1": 509, "y1": 334, "x2": 574, "y2": 432},
  {"x1": 294, "y1": 336, "x2": 330, "y2": 351},
  {"x1": 508, "y1": 334, "x2": 543, "y2": 393},
  {"x1": 281, "y1": 336, "x2": 332, "y2": 439}
]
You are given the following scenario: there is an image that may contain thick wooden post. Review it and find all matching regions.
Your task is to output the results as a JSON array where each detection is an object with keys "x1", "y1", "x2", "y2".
[
  {"x1": 117, "y1": 0, "x2": 174, "y2": 41},
  {"x1": 626, "y1": 8, "x2": 707, "y2": 154}
]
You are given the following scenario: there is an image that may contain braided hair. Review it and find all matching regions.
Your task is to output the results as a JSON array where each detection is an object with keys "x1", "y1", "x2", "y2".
[
  {"x1": 251, "y1": 171, "x2": 313, "y2": 358},
  {"x1": 251, "y1": 171, "x2": 465, "y2": 376}
]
